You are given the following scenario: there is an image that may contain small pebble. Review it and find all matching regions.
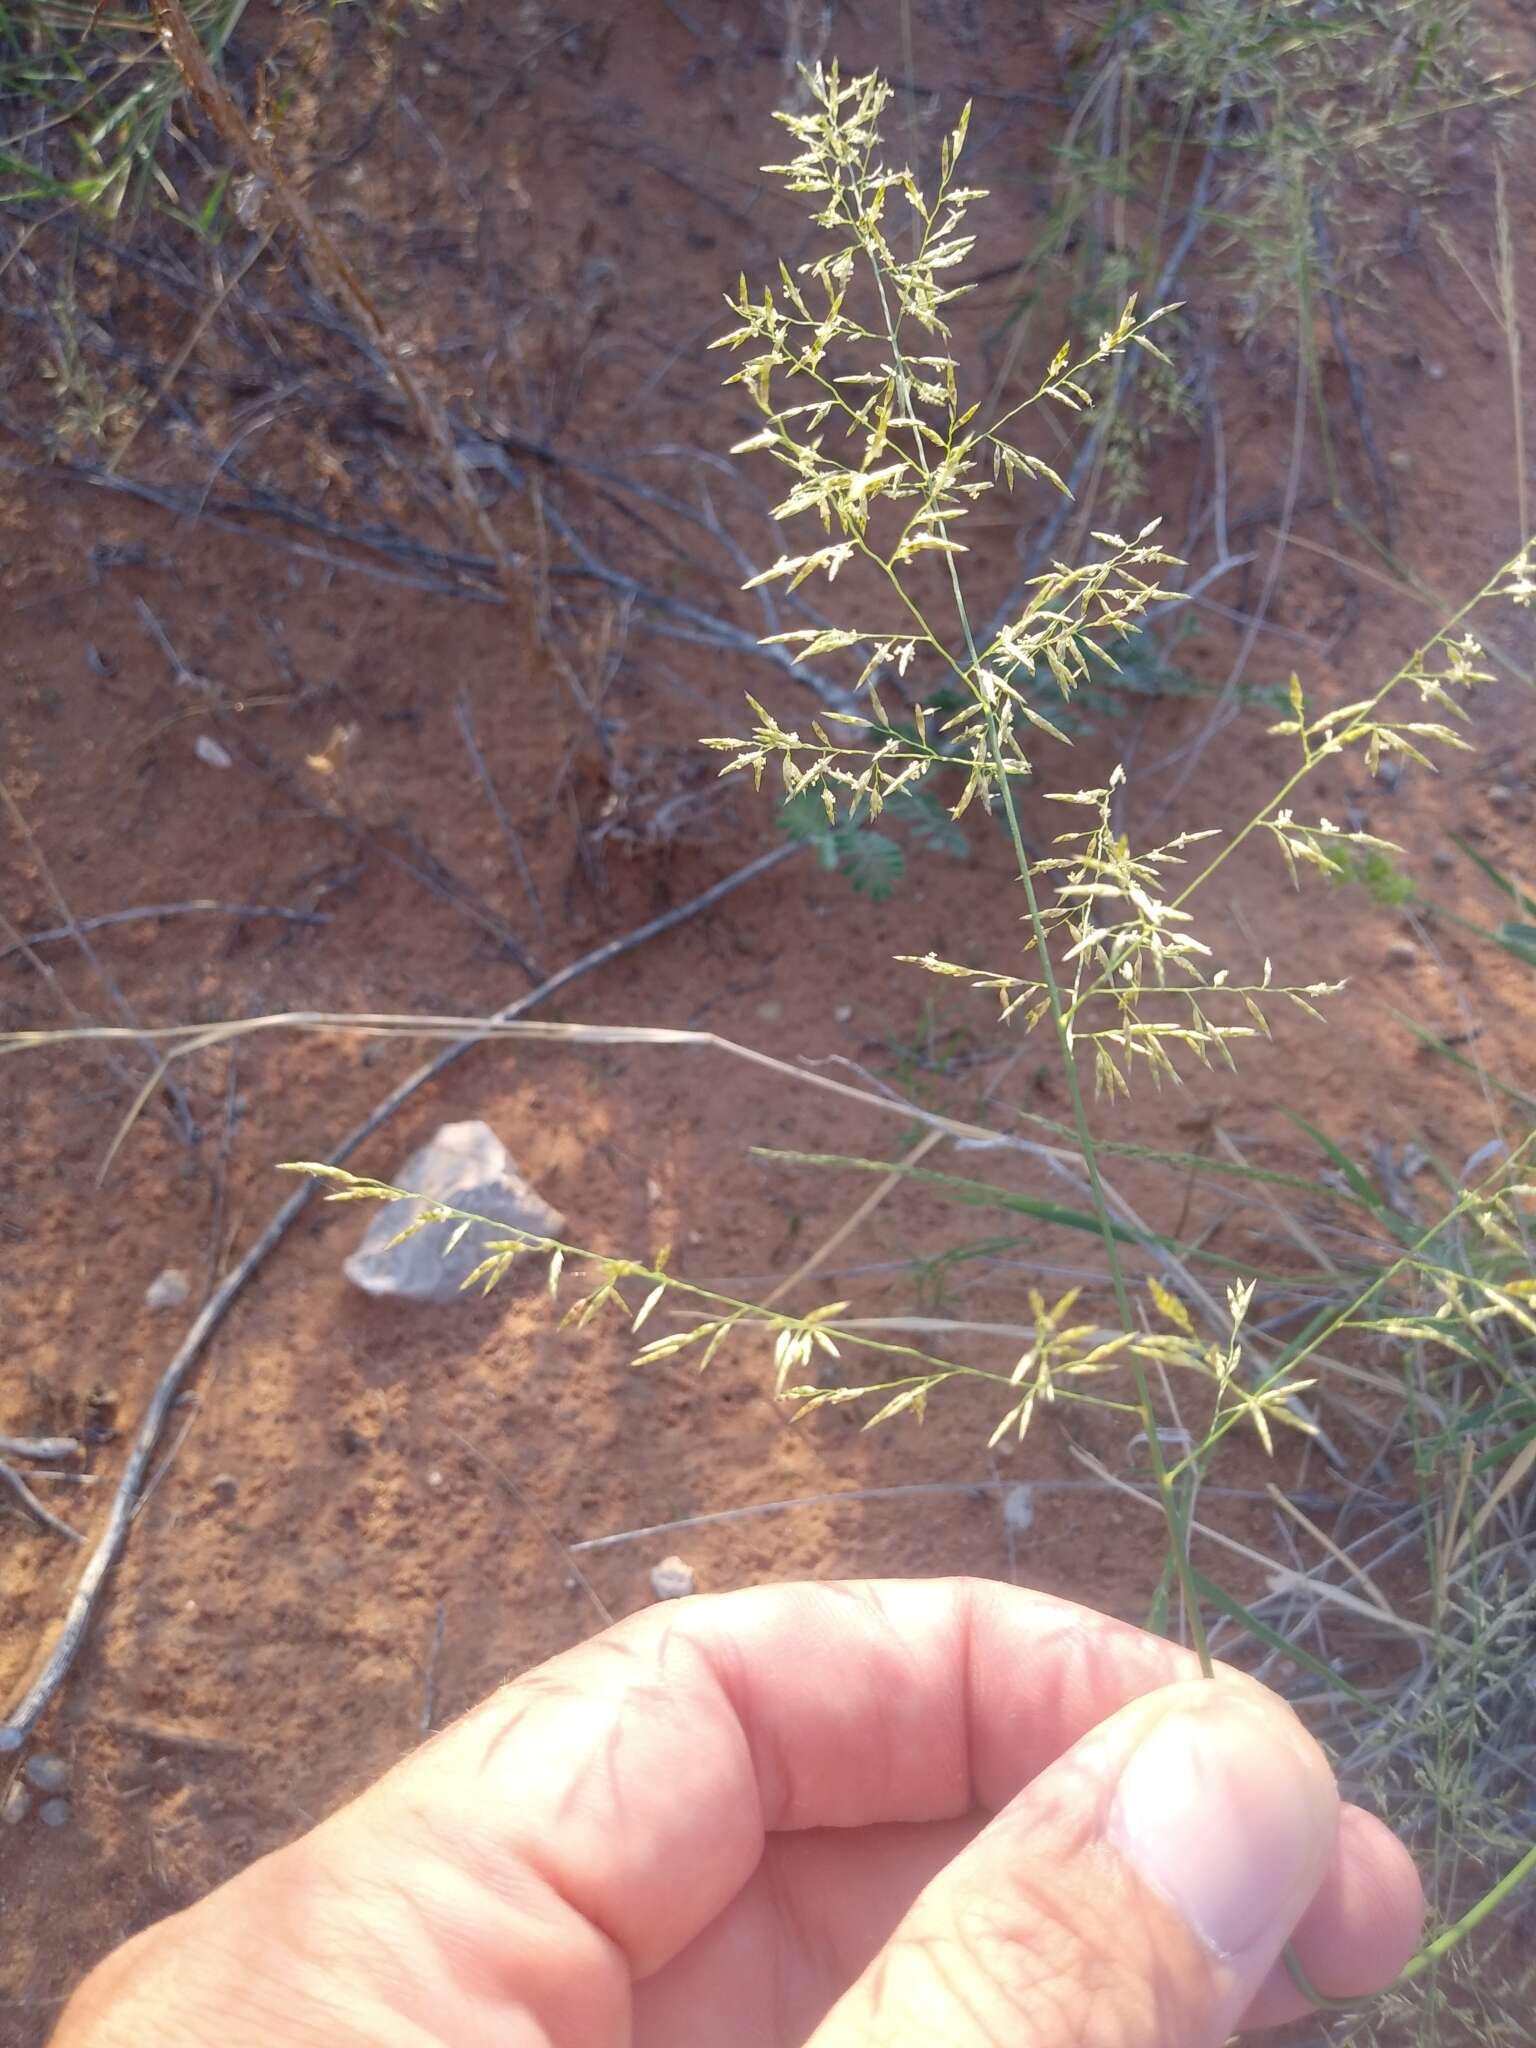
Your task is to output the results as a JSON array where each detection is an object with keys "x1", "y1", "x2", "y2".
[
  {"x1": 1431, "y1": 847, "x2": 1456, "y2": 871},
  {"x1": 23, "y1": 1753, "x2": 69, "y2": 1794},
  {"x1": 1002, "y1": 1483, "x2": 1035, "y2": 1533},
  {"x1": 755, "y1": 1000, "x2": 783, "y2": 1023},
  {"x1": 650, "y1": 1556, "x2": 696, "y2": 1601},
  {"x1": 37, "y1": 1798, "x2": 71, "y2": 1829},
  {"x1": 209, "y1": 1473, "x2": 239, "y2": 1506},
  {"x1": 426, "y1": 1469, "x2": 445, "y2": 1491},
  {"x1": 833, "y1": 1004, "x2": 853, "y2": 1023},
  {"x1": 144, "y1": 1269, "x2": 191, "y2": 1312},
  {"x1": 1487, "y1": 783, "x2": 1513, "y2": 806},
  {"x1": 1387, "y1": 449, "x2": 1412, "y2": 474},
  {"x1": 194, "y1": 734, "x2": 234, "y2": 770},
  {"x1": 1385, "y1": 938, "x2": 1418, "y2": 967},
  {"x1": 2, "y1": 1783, "x2": 30, "y2": 1826}
]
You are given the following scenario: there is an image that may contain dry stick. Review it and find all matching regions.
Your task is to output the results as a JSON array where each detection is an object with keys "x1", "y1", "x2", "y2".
[
  {"x1": 761, "y1": 1126, "x2": 948, "y2": 1315},
  {"x1": 0, "y1": 1437, "x2": 80, "y2": 1462},
  {"x1": 16, "y1": 454, "x2": 855, "y2": 710},
  {"x1": 1278, "y1": 528, "x2": 1534, "y2": 689},
  {"x1": 5, "y1": 452, "x2": 499, "y2": 601},
  {"x1": 0, "y1": 902, "x2": 328, "y2": 965},
  {"x1": 1265, "y1": 1482, "x2": 1399, "y2": 1620},
  {"x1": 571, "y1": 1481, "x2": 1026, "y2": 1553},
  {"x1": 0, "y1": 1463, "x2": 83, "y2": 1545},
  {"x1": 149, "y1": 0, "x2": 512, "y2": 586},
  {"x1": 0, "y1": 841, "x2": 799, "y2": 1750}
]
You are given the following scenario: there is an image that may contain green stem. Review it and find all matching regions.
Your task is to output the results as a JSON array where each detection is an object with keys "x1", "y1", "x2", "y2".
[
  {"x1": 987, "y1": 717, "x2": 1213, "y2": 1676},
  {"x1": 861, "y1": 193, "x2": 1216, "y2": 1675},
  {"x1": 1285, "y1": 1838, "x2": 1536, "y2": 2010}
]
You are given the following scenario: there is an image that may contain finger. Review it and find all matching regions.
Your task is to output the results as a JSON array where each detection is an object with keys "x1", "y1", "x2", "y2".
[
  {"x1": 806, "y1": 1679, "x2": 1342, "y2": 2048},
  {"x1": 1242, "y1": 1806, "x2": 1425, "y2": 2028}
]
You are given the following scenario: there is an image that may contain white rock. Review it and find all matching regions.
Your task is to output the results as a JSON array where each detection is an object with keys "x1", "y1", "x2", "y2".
[
  {"x1": 145, "y1": 1268, "x2": 191, "y2": 1311},
  {"x1": 23, "y1": 1753, "x2": 69, "y2": 1794},
  {"x1": 650, "y1": 1556, "x2": 696, "y2": 1601},
  {"x1": 194, "y1": 735, "x2": 233, "y2": 769},
  {"x1": 344, "y1": 1121, "x2": 564, "y2": 1304},
  {"x1": 2, "y1": 1782, "x2": 30, "y2": 1826},
  {"x1": 1002, "y1": 1483, "x2": 1035, "y2": 1533}
]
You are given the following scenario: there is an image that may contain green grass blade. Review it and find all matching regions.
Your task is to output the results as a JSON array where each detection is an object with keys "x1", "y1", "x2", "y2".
[{"x1": 1191, "y1": 1569, "x2": 1366, "y2": 1704}]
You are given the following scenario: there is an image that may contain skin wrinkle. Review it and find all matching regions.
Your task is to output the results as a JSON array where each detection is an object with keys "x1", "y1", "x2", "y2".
[
  {"x1": 474, "y1": 1626, "x2": 758, "y2": 1978},
  {"x1": 761, "y1": 1822, "x2": 839, "y2": 2041},
  {"x1": 393, "y1": 1831, "x2": 622, "y2": 2038}
]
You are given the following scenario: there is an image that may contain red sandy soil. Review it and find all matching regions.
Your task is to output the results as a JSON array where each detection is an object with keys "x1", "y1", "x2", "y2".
[{"x1": 2, "y1": 4, "x2": 1535, "y2": 2038}]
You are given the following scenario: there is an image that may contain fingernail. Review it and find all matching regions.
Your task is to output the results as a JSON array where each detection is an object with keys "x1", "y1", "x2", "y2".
[{"x1": 1109, "y1": 1693, "x2": 1336, "y2": 1962}]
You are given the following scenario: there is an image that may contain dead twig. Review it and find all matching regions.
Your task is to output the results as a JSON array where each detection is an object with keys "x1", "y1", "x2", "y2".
[
  {"x1": 0, "y1": 902, "x2": 328, "y2": 966},
  {"x1": 0, "y1": 1437, "x2": 80, "y2": 1462},
  {"x1": 100, "y1": 1714, "x2": 246, "y2": 1756},
  {"x1": 0, "y1": 1461, "x2": 83, "y2": 1544},
  {"x1": 14, "y1": 455, "x2": 854, "y2": 707},
  {"x1": 0, "y1": 841, "x2": 800, "y2": 1750},
  {"x1": 150, "y1": 0, "x2": 517, "y2": 589}
]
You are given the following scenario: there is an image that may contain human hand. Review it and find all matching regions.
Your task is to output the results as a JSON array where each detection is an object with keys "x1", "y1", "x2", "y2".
[{"x1": 52, "y1": 1578, "x2": 1422, "y2": 2048}]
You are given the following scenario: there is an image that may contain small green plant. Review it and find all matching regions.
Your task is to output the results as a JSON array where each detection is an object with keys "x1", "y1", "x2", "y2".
[
  {"x1": 776, "y1": 776, "x2": 968, "y2": 900},
  {"x1": 282, "y1": 64, "x2": 1536, "y2": 2026},
  {"x1": 989, "y1": 1, "x2": 1519, "y2": 551},
  {"x1": 0, "y1": 1, "x2": 435, "y2": 226},
  {"x1": 0, "y1": 1, "x2": 247, "y2": 224}
]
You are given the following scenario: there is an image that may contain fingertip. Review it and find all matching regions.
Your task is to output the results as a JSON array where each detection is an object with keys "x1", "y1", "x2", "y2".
[{"x1": 1241, "y1": 1804, "x2": 1426, "y2": 2028}]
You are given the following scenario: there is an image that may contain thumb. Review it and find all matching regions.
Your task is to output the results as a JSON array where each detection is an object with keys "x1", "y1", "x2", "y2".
[{"x1": 808, "y1": 1678, "x2": 1339, "y2": 2048}]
